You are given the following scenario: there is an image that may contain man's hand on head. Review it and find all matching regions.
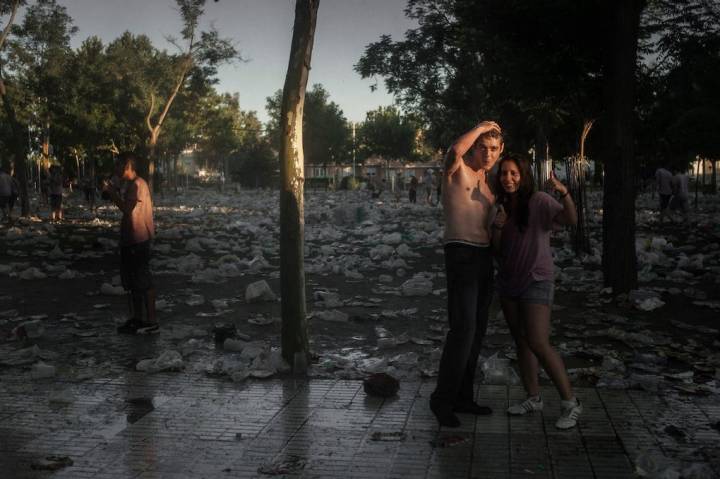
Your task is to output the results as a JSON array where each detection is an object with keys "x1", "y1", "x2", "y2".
[{"x1": 478, "y1": 121, "x2": 501, "y2": 134}]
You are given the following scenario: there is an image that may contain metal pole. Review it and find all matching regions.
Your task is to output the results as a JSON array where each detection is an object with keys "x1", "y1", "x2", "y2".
[{"x1": 352, "y1": 121, "x2": 356, "y2": 177}]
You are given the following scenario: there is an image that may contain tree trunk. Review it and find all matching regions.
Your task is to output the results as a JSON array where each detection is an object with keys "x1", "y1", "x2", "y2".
[
  {"x1": 0, "y1": 80, "x2": 30, "y2": 216},
  {"x1": 600, "y1": 0, "x2": 644, "y2": 293},
  {"x1": 147, "y1": 130, "x2": 158, "y2": 194},
  {"x1": 570, "y1": 120, "x2": 593, "y2": 255},
  {"x1": 711, "y1": 158, "x2": 717, "y2": 194},
  {"x1": 279, "y1": 0, "x2": 318, "y2": 369},
  {"x1": 694, "y1": 157, "x2": 700, "y2": 209},
  {"x1": 593, "y1": 160, "x2": 604, "y2": 186}
]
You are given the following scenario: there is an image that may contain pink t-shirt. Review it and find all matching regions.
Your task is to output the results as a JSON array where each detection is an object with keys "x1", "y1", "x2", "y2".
[
  {"x1": 120, "y1": 177, "x2": 155, "y2": 246},
  {"x1": 496, "y1": 192, "x2": 563, "y2": 296}
]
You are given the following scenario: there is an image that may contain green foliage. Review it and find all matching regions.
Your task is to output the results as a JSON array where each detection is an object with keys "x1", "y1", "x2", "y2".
[
  {"x1": 266, "y1": 83, "x2": 351, "y2": 164},
  {"x1": 357, "y1": 0, "x2": 718, "y2": 168},
  {"x1": 356, "y1": 1, "x2": 607, "y2": 156},
  {"x1": 357, "y1": 106, "x2": 418, "y2": 161},
  {"x1": 637, "y1": 1, "x2": 720, "y2": 167},
  {"x1": 3, "y1": 0, "x2": 77, "y2": 160},
  {"x1": 0, "y1": 0, "x2": 243, "y2": 179}
]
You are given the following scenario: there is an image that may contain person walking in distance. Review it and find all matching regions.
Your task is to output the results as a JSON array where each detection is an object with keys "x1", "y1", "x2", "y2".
[
  {"x1": 491, "y1": 157, "x2": 582, "y2": 429},
  {"x1": 430, "y1": 121, "x2": 502, "y2": 428},
  {"x1": 103, "y1": 153, "x2": 158, "y2": 334}
]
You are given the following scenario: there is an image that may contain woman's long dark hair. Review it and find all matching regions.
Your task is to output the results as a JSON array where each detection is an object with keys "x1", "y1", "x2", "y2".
[{"x1": 494, "y1": 156, "x2": 536, "y2": 232}]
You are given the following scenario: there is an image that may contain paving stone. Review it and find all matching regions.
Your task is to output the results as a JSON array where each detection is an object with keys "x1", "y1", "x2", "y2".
[{"x1": 0, "y1": 380, "x2": 686, "y2": 478}]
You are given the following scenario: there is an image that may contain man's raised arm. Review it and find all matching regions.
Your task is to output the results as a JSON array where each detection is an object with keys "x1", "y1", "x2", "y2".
[{"x1": 444, "y1": 121, "x2": 501, "y2": 178}]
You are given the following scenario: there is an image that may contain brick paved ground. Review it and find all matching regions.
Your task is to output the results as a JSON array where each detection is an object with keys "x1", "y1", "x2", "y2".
[{"x1": 2, "y1": 373, "x2": 719, "y2": 478}]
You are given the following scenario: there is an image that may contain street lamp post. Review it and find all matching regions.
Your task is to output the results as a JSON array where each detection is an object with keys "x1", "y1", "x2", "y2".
[{"x1": 352, "y1": 121, "x2": 356, "y2": 177}]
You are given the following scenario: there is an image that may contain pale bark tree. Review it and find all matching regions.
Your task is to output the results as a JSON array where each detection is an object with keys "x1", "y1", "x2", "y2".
[
  {"x1": 566, "y1": 119, "x2": 593, "y2": 255},
  {"x1": 279, "y1": 0, "x2": 319, "y2": 369},
  {"x1": 145, "y1": 0, "x2": 237, "y2": 193}
]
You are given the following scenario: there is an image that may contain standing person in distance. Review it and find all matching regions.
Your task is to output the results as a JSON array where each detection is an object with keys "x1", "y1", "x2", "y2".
[
  {"x1": 408, "y1": 175, "x2": 418, "y2": 204},
  {"x1": 48, "y1": 165, "x2": 64, "y2": 222},
  {"x1": 491, "y1": 157, "x2": 582, "y2": 429},
  {"x1": 0, "y1": 165, "x2": 12, "y2": 223},
  {"x1": 103, "y1": 153, "x2": 158, "y2": 335},
  {"x1": 655, "y1": 166, "x2": 673, "y2": 224},
  {"x1": 423, "y1": 168, "x2": 434, "y2": 205},
  {"x1": 670, "y1": 167, "x2": 690, "y2": 222},
  {"x1": 430, "y1": 120, "x2": 502, "y2": 428}
]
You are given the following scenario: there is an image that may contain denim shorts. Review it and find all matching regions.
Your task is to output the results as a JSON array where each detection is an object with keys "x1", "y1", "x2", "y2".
[{"x1": 500, "y1": 280, "x2": 555, "y2": 306}]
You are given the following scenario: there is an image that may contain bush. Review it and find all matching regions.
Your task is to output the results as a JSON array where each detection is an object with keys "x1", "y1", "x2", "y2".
[{"x1": 340, "y1": 176, "x2": 360, "y2": 190}]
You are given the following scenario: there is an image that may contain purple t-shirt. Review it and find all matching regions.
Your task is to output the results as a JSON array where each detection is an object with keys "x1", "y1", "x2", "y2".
[{"x1": 496, "y1": 192, "x2": 563, "y2": 296}]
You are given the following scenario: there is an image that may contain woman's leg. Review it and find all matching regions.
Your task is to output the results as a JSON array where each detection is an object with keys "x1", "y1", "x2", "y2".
[
  {"x1": 501, "y1": 298, "x2": 539, "y2": 397},
  {"x1": 521, "y1": 302, "x2": 573, "y2": 400}
]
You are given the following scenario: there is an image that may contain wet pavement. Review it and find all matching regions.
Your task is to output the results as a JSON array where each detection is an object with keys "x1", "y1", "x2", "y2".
[
  {"x1": 2, "y1": 373, "x2": 719, "y2": 478},
  {"x1": 2, "y1": 189, "x2": 720, "y2": 477}
]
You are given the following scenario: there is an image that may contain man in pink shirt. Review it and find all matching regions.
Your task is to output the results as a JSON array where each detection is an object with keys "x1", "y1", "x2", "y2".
[{"x1": 103, "y1": 153, "x2": 157, "y2": 334}]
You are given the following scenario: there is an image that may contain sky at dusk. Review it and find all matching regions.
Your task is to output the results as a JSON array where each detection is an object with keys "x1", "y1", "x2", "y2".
[{"x1": 56, "y1": 0, "x2": 418, "y2": 124}]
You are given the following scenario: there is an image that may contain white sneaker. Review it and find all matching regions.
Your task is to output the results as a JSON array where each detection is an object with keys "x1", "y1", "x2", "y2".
[
  {"x1": 555, "y1": 398, "x2": 582, "y2": 429},
  {"x1": 507, "y1": 396, "x2": 544, "y2": 415}
]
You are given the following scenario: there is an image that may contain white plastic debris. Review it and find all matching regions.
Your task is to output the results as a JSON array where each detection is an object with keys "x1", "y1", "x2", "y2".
[
  {"x1": 223, "y1": 338, "x2": 246, "y2": 352},
  {"x1": 313, "y1": 291, "x2": 343, "y2": 308},
  {"x1": 381, "y1": 232, "x2": 402, "y2": 245},
  {"x1": 100, "y1": 283, "x2": 125, "y2": 296},
  {"x1": 314, "y1": 310, "x2": 349, "y2": 322},
  {"x1": 185, "y1": 294, "x2": 205, "y2": 306},
  {"x1": 248, "y1": 314, "x2": 276, "y2": 326},
  {"x1": 30, "y1": 361, "x2": 56, "y2": 379},
  {"x1": 240, "y1": 342, "x2": 267, "y2": 361},
  {"x1": 481, "y1": 354, "x2": 520, "y2": 385},
  {"x1": 13, "y1": 319, "x2": 45, "y2": 339},
  {"x1": 19, "y1": 267, "x2": 47, "y2": 280},
  {"x1": 400, "y1": 274, "x2": 433, "y2": 296},
  {"x1": 58, "y1": 269, "x2": 82, "y2": 279},
  {"x1": 211, "y1": 299, "x2": 229, "y2": 310},
  {"x1": 48, "y1": 389, "x2": 76, "y2": 404},
  {"x1": 136, "y1": 350, "x2": 184, "y2": 372},
  {"x1": 245, "y1": 280, "x2": 277, "y2": 303},
  {"x1": 636, "y1": 297, "x2": 665, "y2": 311},
  {"x1": 47, "y1": 245, "x2": 66, "y2": 259}
]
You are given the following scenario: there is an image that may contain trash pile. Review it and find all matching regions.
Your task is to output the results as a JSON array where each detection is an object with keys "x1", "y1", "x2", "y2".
[{"x1": 0, "y1": 188, "x2": 717, "y2": 394}]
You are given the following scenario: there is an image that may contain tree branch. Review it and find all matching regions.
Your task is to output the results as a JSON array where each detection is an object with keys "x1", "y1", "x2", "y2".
[
  {"x1": 0, "y1": 0, "x2": 19, "y2": 53},
  {"x1": 146, "y1": 91, "x2": 156, "y2": 134},
  {"x1": 153, "y1": 26, "x2": 195, "y2": 134}
]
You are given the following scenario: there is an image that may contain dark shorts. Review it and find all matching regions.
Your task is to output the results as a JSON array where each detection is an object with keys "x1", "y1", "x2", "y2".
[
  {"x1": 659, "y1": 194, "x2": 671, "y2": 210},
  {"x1": 50, "y1": 194, "x2": 62, "y2": 210},
  {"x1": 0, "y1": 196, "x2": 9, "y2": 208},
  {"x1": 121, "y1": 241, "x2": 153, "y2": 291},
  {"x1": 500, "y1": 280, "x2": 555, "y2": 306}
]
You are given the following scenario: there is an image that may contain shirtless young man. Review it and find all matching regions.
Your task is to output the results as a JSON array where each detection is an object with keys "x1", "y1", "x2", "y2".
[
  {"x1": 103, "y1": 153, "x2": 158, "y2": 335},
  {"x1": 430, "y1": 121, "x2": 503, "y2": 428}
]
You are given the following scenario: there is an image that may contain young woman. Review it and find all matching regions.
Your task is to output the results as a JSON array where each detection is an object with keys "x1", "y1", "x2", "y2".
[{"x1": 491, "y1": 156, "x2": 582, "y2": 429}]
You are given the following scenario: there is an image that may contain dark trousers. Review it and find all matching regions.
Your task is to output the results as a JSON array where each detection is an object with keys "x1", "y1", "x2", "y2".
[{"x1": 432, "y1": 243, "x2": 493, "y2": 406}]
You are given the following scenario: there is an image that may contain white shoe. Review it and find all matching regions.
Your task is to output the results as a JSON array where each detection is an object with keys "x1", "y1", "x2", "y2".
[
  {"x1": 555, "y1": 398, "x2": 582, "y2": 429},
  {"x1": 507, "y1": 396, "x2": 544, "y2": 415}
]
